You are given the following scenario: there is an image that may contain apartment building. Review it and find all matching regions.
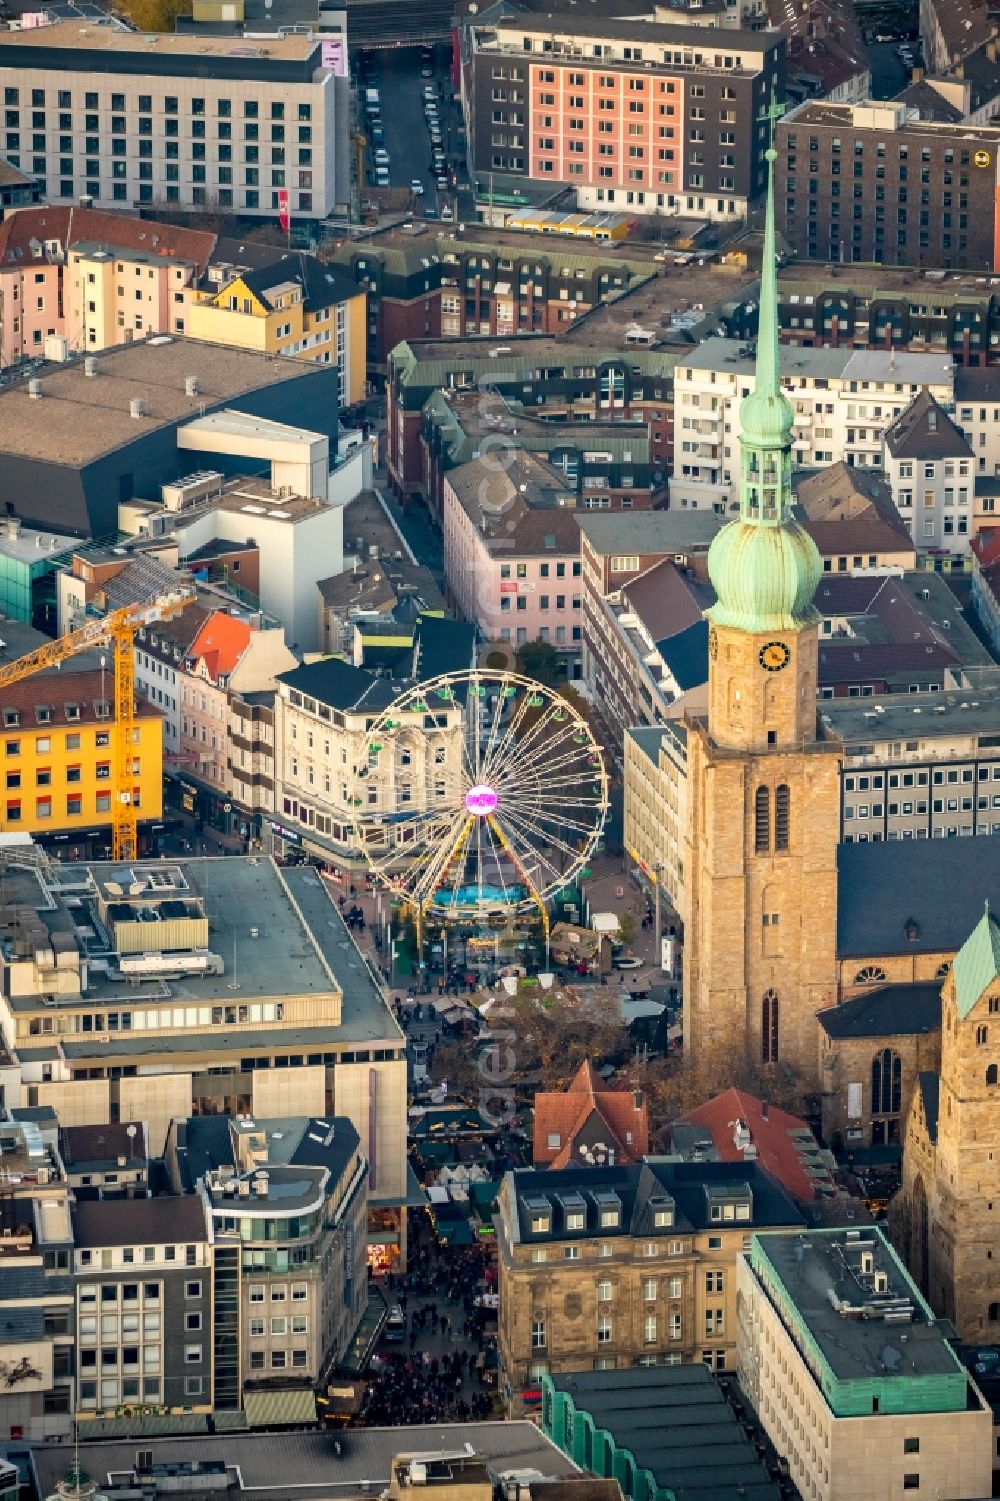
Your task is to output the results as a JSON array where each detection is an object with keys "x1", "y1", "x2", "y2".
[
  {"x1": 671, "y1": 340, "x2": 955, "y2": 510},
  {"x1": 188, "y1": 252, "x2": 366, "y2": 409},
  {"x1": 330, "y1": 224, "x2": 656, "y2": 369},
  {"x1": 0, "y1": 207, "x2": 214, "y2": 365},
  {"x1": 495, "y1": 1159, "x2": 801, "y2": 1404},
  {"x1": 71, "y1": 1195, "x2": 213, "y2": 1422},
  {"x1": 883, "y1": 389, "x2": 977, "y2": 552},
  {"x1": 0, "y1": 854, "x2": 409, "y2": 1264},
  {"x1": 176, "y1": 609, "x2": 295, "y2": 839},
  {"x1": 442, "y1": 454, "x2": 583, "y2": 667},
  {"x1": 460, "y1": 13, "x2": 783, "y2": 220},
  {"x1": 0, "y1": 669, "x2": 164, "y2": 858},
  {"x1": 421, "y1": 390, "x2": 663, "y2": 524},
  {"x1": 0, "y1": 21, "x2": 350, "y2": 221},
  {"x1": 737, "y1": 1228, "x2": 992, "y2": 1501},
  {"x1": 777, "y1": 99, "x2": 1000, "y2": 271},
  {"x1": 776, "y1": 261, "x2": 1000, "y2": 367},
  {"x1": 228, "y1": 693, "x2": 277, "y2": 842}
]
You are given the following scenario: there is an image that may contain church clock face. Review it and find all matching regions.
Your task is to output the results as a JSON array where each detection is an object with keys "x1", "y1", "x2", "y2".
[{"x1": 759, "y1": 641, "x2": 791, "y2": 673}]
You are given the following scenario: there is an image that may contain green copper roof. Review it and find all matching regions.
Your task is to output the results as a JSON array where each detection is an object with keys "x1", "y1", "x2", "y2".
[
  {"x1": 953, "y1": 902, "x2": 1000, "y2": 1019},
  {"x1": 707, "y1": 115, "x2": 822, "y2": 634}
]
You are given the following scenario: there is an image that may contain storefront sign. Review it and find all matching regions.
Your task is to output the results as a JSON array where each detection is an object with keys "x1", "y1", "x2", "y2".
[{"x1": 267, "y1": 818, "x2": 301, "y2": 844}]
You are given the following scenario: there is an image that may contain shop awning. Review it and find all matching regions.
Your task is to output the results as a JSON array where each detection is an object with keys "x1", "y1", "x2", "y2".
[{"x1": 243, "y1": 1388, "x2": 317, "y2": 1428}]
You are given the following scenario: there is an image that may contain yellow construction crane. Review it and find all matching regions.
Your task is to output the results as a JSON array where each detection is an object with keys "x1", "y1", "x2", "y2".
[{"x1": 0, "y1": 590, "x2": 195, "y2": 862}]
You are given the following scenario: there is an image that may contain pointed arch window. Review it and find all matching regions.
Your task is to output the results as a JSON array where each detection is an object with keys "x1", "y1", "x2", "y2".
[
  {"x1": 754, "y1": 786, "x2": 770, "y2": 853},
  {"x1": 977, "y1": 1025, "x2": 989, "y2": 1047},
  {"x1": 871, "y1": 1048, "x2": 902, "y2": 1116},
  {"x1": 774, "y1": 784, "x2": 790, "y2": 851},
  {"x1": 761, "y1": 989, "x2": 779, "y2": 1064}
]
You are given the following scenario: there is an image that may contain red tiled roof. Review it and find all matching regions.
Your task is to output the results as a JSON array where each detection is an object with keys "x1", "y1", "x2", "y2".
[
  {"x1": 679, "y1": 1088, "x2": 823, "y2": 1203},
  {"x1": 0, "y1": 206, "x2": 216, "y2": 273},
  {"x1": 533, "y1": 1061, "x2": 649, "y2": 1167},
  {"x1": 972, "y1": 527, "x2": 1000, "y2": 569},
  {"x1": 188, "y1": 610, "x2": 252, "y2": 682}
]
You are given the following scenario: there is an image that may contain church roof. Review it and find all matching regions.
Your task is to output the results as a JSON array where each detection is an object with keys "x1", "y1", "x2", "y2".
[
  {"x1": 817, "y1": 982, "x2": 941, "y2": 1039},
  {"x1": 836, "y1": 836, "x2": 1000, "y2": 957},
  {"x1": 952, "y1": 903, "x2": 1000, "y2": 1018}
]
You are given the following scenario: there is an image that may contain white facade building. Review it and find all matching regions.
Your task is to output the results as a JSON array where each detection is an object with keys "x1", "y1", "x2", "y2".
[
  {"x1": 671, "y1": 342, "x2": 956, "y2": 511},
  {"x1": 882, "y1": 389, "x2": 975, "y2": 554}
]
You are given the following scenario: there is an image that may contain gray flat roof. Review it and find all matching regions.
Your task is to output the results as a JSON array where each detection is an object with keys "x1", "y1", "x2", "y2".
[
  {"x1": 820, "y1": 673, "x2": 1000, "y2": 745},
  {"x1": 752, "y1": 1229, "x2": 963, "y2": 1387},
  {"x1": 677, "y1": 338, "x2": 955, "y2": 385},
  {"x1": 577, "y1": 510, "x2": 721, "y2": 551},
  {"x1": 26, "y1": 1422, "x2": 577, "y2": 1501},
  {"x1": 837, "y1": 835, "x2": 1000, "y2": 957}
]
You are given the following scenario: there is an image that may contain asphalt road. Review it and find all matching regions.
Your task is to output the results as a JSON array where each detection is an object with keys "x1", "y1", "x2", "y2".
[{"x1": 362, "y1": 44, "x2": 464, "y2": 217}]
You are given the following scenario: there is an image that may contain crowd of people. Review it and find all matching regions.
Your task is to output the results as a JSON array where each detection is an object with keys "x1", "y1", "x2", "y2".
[{"x1": 363, "y1": 1218, "x2": 499, "y2": 1426}]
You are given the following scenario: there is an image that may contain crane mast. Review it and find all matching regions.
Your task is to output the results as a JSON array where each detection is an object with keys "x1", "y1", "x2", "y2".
[{"x1": 0, "y1": 590, "x2": 195, "y2": 861}]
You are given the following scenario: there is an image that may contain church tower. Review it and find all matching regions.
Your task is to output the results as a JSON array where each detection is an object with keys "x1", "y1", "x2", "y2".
[{"x1": 682, "y1": 117, "x2": 841, "y2": 1087}]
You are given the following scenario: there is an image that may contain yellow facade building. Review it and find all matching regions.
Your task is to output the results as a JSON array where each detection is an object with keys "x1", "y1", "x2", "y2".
[
  {"x1": 0, "y1": 668, "x2": 163, "y2": 854},
  {"x1": 189, "y1": 251, "x2": 366, "y2": 408}
]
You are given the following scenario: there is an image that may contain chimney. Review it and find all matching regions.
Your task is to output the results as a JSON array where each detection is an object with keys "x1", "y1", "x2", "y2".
[
  {"x1": 955, "y1": 61, "x2": 964, "y2": 78},
  {"x1": 129, "y1": 397, "x2": 146, "y2": 420},
  {"x1": 633, "y1": 1089, "x2": 644, "y2": 1112},
  {"x1": 761, "y1": 1100, "x2": 769, "y2": 1120},
  {"x1": 184, "y1": 375, "x2": 200, "y2": 397},
  {"x1": 84, "y1": 356, "x2": 98, "y2": 378},
  {"x1": 989, "y1": 38, "x2": 998, "y2": 61},
  {"x1": 28, "y1": 379, "x2": 43, "y2": 399},
  {"x1": 911, "y1": 65, "x2": 924, "y2": 82}
]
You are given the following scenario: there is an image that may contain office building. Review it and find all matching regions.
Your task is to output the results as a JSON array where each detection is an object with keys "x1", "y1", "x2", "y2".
[
  {"x1": 737, "y1": 1226, "x2": 992, "y2": 1501},
  {"x1": 166, "y1": 1112, "x2": 368, "y2": 1403},
  {"x1": 776, "y1": 100, "x2": 1000, "y2": 271},
  {"x1": 495, "y1": 1158, "x2": 802, "y2": 1399},
  {"x1": 271, "y1": 620, "x2": 475, "y2": 864},
  {"x1": 0, "y1": 850, "x2": 410, "y2": 1266},
  {"x1": 459, "y1": 10, "x2": 784, "y2": 220},
  {"x1": 0, "y1": 668, "x2": 164, "y2": 858},
  {"x1": 0, "y1": 21, "x2": 350, "y2": 221}
]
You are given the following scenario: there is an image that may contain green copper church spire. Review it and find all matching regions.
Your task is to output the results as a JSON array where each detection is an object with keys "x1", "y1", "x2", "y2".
[{"x1": 706, "y1": 103, "x2": 822, "y2": 633}]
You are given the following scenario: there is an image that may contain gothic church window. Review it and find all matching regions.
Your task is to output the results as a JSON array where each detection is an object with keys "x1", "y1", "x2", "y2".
[
  {"x1": 754, "y1": 786, "x2": 770, "y2": 853},
  {"x1": 761, "y1": 989, "x2": 779, "y2": 1063},
  {"x1": 871, "y1": 1048, "x2": 901, "y2": 1116},
  {"x1": 977, "y1": 1025, "x2": 989, "y2": 1047}
]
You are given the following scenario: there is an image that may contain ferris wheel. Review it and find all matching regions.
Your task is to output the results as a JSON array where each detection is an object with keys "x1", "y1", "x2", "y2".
[{"x1": 355, "y1": 668, "x2": 608, "y2": 933}]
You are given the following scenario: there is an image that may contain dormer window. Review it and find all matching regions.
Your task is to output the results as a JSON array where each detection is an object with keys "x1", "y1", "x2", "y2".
[
  {"x1": 593, "y1": 1189, "x2": 621, "y2": 1229},
  {"x1": 2, "y1": 709, "x2": 19, "y2": 728},
  {"x1": 557, "y1": 1190, "x2": 587, "y2": 1232},
  {"x1": 706, "y1": 1184, "x2": 752, "y2": 1223},
  {"x1": 566, "y1": 1210, "x2": 585, "y2": 1231},
  {"x1": 525, "y1": 1194, "x2": 551, "y2": 1235},
  {"x1": 35, "y1": 706, "x2": 51, "y2": 724},
  {"x1": 64, "y1": 703, "x2": 80, "y2": 721},
  {"x1": 651, "y1": 1196, "x2": 675, "y2": 1229}
]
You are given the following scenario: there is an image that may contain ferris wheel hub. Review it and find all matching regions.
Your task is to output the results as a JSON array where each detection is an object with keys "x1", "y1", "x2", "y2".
[{"x1": 465, "y1": 784, "x2": 498, "y2": 817}]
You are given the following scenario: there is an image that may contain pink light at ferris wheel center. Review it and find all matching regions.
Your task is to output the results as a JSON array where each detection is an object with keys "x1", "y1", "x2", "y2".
[{"x1": 465, "y1": 784, "x2": 498, "y2": 817}]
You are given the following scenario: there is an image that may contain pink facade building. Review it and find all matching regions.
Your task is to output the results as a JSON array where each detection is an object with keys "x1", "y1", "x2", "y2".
[
  {"x1": 442, "y1": 453, "x2": 584, "y2": 673},
  {"x1": 0, "y1": 206, "x2": 214, "y2": 361}
]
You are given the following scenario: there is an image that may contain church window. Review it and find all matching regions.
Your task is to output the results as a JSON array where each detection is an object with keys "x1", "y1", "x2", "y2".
[
  {"x1": 990, "y1": 1303, "x2": 1000, "y2": 1322},
  {"x1": 988, "y1": 1065, "x2": 999, "y2": 1087},
  {"x1": 977, "y1": 1025, "x2": 989, "y2": 1047},
  {"x1": 990, "y1": 997, "x2": 1000, "y2": 1014},
  {"x1": 761, "y1": 989, "x2": 779, "y2": 1063},
  {"x1": 871, "y1": 1048, "x2": 902, "y2": 1116},
  {"x1": 854, "y1": 966, "x2": 886, "y2": 984},
  {"x1": 775, "y1": 784, "x2": 790, "y2": 851},
  {"x1": 754, "y1": 786, "x2": 770, "y2": 853}
]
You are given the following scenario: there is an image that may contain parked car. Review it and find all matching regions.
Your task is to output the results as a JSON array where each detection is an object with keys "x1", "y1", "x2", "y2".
[{"x1": 410, "y1": 178, "x2": 425, "y2": 195}]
